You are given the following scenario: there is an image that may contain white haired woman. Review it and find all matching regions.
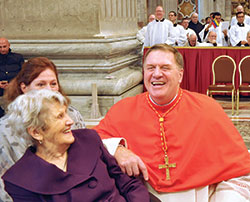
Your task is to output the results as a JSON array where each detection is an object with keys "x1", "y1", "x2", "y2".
[
  {"x1": 1, "y1": 89, "x2": 149, "y2": 202},
  {"x1": 0, "y1": 57, "x2": 85, "y2": 201}
]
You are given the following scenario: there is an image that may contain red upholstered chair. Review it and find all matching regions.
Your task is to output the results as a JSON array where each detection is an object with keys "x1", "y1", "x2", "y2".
[
  {"x1": 207, "y1": 55, "x2": 236, "y2": 115},
  {"x1": 236, "y1": 55, "x2": 250, "y2": 115}
]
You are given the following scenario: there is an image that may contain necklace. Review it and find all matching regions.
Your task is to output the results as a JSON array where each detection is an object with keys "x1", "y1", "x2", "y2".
[{"x1": 146, "y1": 89, "x2": 183, "y2": 180}]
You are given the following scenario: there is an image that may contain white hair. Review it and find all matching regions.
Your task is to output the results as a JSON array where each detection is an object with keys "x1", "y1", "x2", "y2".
[{"x1": 7, "y1": 89, "x2": 68, "y2": 146}]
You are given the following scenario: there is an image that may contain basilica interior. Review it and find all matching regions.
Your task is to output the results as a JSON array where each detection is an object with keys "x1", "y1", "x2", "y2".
[{"x1": 0, "y1": 0, "x2": 249, "y2": 148}]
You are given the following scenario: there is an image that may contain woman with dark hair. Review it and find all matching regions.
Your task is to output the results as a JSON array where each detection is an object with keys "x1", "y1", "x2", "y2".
[{"x1": 0, "y1": 57, "x2": 85, "y2": 201}]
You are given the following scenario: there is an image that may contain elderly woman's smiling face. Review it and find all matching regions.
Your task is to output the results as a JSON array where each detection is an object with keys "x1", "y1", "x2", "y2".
[{"x1": 37, "y1": 101, "x2": 74, "y2": 148}]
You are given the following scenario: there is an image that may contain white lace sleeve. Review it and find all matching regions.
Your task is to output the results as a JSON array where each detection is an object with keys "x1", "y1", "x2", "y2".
[{"x1": 67, "y1": 105, "x2": 85, "y2": 129}]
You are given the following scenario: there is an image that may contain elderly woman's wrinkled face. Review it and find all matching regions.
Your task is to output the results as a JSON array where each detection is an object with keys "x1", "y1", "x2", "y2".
[
  {"x1": 39, "y1": 102, "x2": 74, "y2": 148},
  {"x1": 21, "y1": 68, "x2": 59, "y2": 93}
]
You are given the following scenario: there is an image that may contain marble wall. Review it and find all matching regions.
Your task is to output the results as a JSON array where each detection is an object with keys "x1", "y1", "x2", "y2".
[{"x1": 0, "y1": 0, "x2": 143, "y2": 119}]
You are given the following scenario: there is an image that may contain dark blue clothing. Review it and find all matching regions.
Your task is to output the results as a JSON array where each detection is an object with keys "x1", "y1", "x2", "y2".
[
  {"x1": 2, "y1": 129, "x2": 150, "y2": 202},
  {"x1": 0, "y1": 49, "x2": 24, "y2": 96}
]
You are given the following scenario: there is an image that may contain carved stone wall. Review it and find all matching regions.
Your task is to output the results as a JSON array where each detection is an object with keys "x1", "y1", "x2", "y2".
[
  {"x1": 232, "y1": 0, "x2": 250, "y2": 16},
  {"x1": 177, "y1": 0, "x2": 197, "y2": 20},
  {"x1": 0, "y1": 0, "x2": 143, "y2": 119}
]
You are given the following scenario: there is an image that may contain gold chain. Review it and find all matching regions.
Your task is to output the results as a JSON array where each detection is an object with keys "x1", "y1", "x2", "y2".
[{"x1": 146, "y1": 89, "x2": 183, "y2": 155}]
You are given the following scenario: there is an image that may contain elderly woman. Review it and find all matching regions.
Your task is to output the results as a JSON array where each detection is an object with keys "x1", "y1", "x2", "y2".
[
  {"x1": 2, "y1": 89, "x2": 149, "y2": 201},
  {"x1": 0, "y1": 57, "x2": 85, "y2": 201}
]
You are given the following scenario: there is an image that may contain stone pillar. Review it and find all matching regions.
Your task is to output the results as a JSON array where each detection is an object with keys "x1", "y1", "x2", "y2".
[
  {"x1": 0, "y1": 0, "x2": 143, "y2": 119},
  {"x1": 137, "y1": 0, "x2": 147, "y2": 27},
  {"x1": 164, "y1": 0, "x2": 178, "y2": 15},
  {"x1": 225, "y1": 0, "x2": 233, "y2": 21},
  {"x1": 214, "y1": 0, "x2": 226, "y2": 18},
  {"x1": 199, "y1": 0, "x2": 214, "y2": 21}
]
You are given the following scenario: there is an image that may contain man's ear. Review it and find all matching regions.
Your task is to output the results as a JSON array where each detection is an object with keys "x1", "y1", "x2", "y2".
[{"x1": 27, "y1": 127, "x2": 43, "y2": 142}]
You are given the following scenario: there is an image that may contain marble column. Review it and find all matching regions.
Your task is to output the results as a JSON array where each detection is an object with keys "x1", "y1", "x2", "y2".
[
  {"x1": 225, "y1": 0, "x2": 233, "y2": 21},
  {"x1": 0, "y1": 0, "x2": 143, "y2": 119},
  {"x1": 137, "y1": 0, "x2": 147, "y2": 27}
]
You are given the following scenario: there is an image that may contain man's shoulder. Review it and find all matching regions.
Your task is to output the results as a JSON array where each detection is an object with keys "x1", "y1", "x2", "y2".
[
  {"x1": 8, "y1": 51, "x2": 23, "y2": 58},
  {"x1": 108, "y1": 93, "x2": 146, "y2": 112},
  {"x1": 183, "y1": 90, "x2": 218, "y2": 106}
]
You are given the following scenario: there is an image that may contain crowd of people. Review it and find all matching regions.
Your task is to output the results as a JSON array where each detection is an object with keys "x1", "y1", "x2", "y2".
[
  {"x1": 0, "y1": 4, "x2": 250, "y2": 202},
  {"x1": 137, "y1": 5, "x2": 250, "y2": 48}
]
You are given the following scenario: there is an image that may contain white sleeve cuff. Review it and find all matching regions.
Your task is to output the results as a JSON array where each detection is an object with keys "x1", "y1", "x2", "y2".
[{"x1": 102, "y1": 138, "x2": 127, "y2": 155}]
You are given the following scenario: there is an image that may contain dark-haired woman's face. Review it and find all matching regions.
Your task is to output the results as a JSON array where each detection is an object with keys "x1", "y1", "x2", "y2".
[{"x1": 21, "y1": 69, "x2": 59, "y2": 93}]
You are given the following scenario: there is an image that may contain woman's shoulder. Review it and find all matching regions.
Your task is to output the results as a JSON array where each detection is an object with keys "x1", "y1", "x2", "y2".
[{"x1": 72, "y1": 129, "x2": 101, "y2": 144}]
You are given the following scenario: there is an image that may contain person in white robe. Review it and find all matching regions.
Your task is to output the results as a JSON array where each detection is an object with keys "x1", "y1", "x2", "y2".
[
  {"x1": 231, "y1": 4, "x2": 250, "y2": 27},
  {"x1": 199, "y1": 31, "x2": 222, "y2": 47},
  {"x1": 181, "y1": 17, "x2": 196, "y2": 38},
  {"x1": 199, "y1": 12, "x2": 229, "y2": 46},
  {"x1": 136, "y1": 14, "x2": 155, "y2": 45},
  {"x1": 144, "y1": 6, "x2": 174, "y2": 47},
  {"x1": 230, "y1": 11, "x2": 250, "y2": 46},
  {"x1": 166, "y1": 11, "x2": 187, "y2": 46}
]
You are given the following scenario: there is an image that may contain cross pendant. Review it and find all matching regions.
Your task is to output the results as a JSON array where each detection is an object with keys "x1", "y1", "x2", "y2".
[{"x1": 159, "y1": 155, "x2": 176, "y2": 180}]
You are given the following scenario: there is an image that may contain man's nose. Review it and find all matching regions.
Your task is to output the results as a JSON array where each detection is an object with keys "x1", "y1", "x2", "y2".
[{"x1": 153, "y1": 67, "x2": 163, "y2": 77}]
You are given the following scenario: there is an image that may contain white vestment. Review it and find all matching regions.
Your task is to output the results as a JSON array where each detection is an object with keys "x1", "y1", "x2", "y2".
[
  {"x1": 146, "y1": 175, "x2": 250, "y2": 202},
  {"x1": 136, "y1": 26, "x2": 147, "y2": 44},
  {"x1": 229, "y1": 23, "x2": 250, "y2": 46},
  {"x1": 199, "y1": 24, "x2": 228, "y2": 46},
  {"x1": 144, "y1": 19, "x2": 174, "y2": 47},
  {"x1": 185, "y1": 27, "x2": 196, "y2": 38},
  {"x1": 166, "y1": 24, "x2": 187, "y2": 47},
  {"x1": 231, "y1": 15, "x2": 250, "y2": 27},
  {"x1": 198, "y1": 42, "x2": 222, "y2": 47}
]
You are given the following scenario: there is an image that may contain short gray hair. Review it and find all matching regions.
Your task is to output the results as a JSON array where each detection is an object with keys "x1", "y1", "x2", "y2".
[{"x1": 7, "y1": 89, "x2": 68, "y2": 146}]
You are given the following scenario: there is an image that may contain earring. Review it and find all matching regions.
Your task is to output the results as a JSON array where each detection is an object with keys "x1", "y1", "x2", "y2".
[{"x1": 39, "y1": 140, "x2": 43, "y2": 145}]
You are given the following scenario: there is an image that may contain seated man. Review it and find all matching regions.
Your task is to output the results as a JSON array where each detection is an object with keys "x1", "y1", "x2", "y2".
[
  {"x1": 184, "y1": 33, "x2": 199, "y2": 47},
  {"x1": 199, "y1": 31, "x2": 222, "y2": 46},
  {"x1": 95, "y1": 44, "x2": 250, "y2": 202},
  {"x1": 199, "y1": 12, "x2": 228, "y2": 46},
  {"x1": 230, "y1": 11, "x2": 250, "y2": 46}
]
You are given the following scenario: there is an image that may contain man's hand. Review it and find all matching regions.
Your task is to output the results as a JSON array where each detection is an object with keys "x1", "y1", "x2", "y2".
[
  {"x1": 114, "y1": 146, "x2": 149, "y2": 181},
  {"x1": 241, "y1": 40, "x2": 247, "y2": 45},
  {"x1": 205, "y1": 22, "x2": 212, "y2": 31},
  {"x1": 222, "y1": 29, "x2": 228, "y2": 36}
]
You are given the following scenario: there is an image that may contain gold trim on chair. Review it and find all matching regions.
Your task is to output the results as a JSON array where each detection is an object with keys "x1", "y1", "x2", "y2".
[
  {"x1": 207, "y1": 55, "x2": 237, "y2": 115},
  {"x1": 236, "y1": 55, "x2": 250, "y2": 115}
]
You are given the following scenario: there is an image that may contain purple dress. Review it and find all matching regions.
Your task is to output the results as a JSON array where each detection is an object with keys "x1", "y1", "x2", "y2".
[{"x1": 2, "y1": 129, "x2": 150, "y2": 202}]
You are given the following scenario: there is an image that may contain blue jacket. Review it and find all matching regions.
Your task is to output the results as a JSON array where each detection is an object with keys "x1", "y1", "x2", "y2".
[
  {"x1": 2, "y1": 129, "x2": 150, "y2": 202},
  {"x1": 0, "y1": 49, "x2": 24, "y2": 96}
]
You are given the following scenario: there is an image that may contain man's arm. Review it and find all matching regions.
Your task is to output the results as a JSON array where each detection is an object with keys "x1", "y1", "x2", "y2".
[{"x1": 114, "y1": 146, "x2": 148, "y2": 181}]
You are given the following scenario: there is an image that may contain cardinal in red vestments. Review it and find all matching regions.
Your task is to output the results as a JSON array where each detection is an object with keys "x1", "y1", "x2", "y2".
[{"x1": 94, "y1": 44, "x2": 250, "y2": 201}]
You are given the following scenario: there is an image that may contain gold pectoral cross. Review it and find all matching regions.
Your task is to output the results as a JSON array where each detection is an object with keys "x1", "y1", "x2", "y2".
[{"x1": 159, "y1": 155, "x2": 176, "y2": 180}]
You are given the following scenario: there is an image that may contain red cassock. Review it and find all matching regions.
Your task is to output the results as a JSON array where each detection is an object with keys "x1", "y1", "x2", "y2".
[{"x1": 95, "y1": 89, "x2": 250, "y2": 193}]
